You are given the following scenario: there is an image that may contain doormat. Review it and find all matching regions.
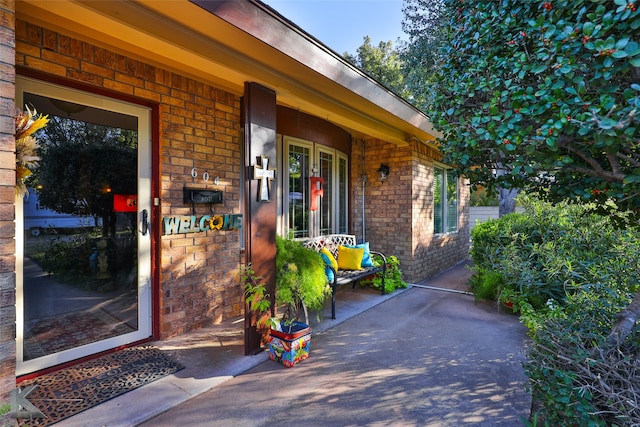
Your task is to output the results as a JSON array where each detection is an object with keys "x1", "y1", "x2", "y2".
[
  {"x1": 17, "y1": 345, "x2": 184, "y2": 426},
  {"x1": 23, "y1": 309, "x2": 137, "y2": 360}
]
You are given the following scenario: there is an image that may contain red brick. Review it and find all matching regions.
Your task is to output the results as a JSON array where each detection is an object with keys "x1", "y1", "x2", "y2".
[
  {"x1": 103, "y1": 79, "x2": 133, "y2": 95},
  {"x1": 12, "y1": 22, "x2": 246, "y2": 343}
]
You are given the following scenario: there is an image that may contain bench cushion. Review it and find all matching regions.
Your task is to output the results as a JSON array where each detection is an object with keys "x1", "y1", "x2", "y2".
[
  {"x1": 337, "y1": 245, "x2": 364, "y2": 270},
  {"x1": 319, "y1": 247, "x2": 338, "y2": 271}
]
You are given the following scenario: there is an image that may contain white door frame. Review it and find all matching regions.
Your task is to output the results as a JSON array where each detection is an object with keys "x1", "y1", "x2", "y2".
[{"x1": 15, "y1": 76, "x2": 152, "y2": 376}]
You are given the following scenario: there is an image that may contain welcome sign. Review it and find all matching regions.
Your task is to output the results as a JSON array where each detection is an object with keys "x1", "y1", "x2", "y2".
[{"x1": 163, "y1": 214, "x2": 242, "y2": 235}]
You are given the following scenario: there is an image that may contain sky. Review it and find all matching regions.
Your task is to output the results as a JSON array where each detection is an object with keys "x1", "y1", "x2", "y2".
[{"x1": 263, "y1": 0, "x2": 406, "y2": 55}]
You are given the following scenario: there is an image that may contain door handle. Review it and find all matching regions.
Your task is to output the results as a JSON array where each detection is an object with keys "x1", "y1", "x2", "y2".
[{"x1": 141, "y1": 209, "x2": 149, "y2": 236}]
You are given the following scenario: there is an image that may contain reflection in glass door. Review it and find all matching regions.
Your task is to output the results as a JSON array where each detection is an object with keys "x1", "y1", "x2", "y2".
[
  {"x1": 287, "y1": 143, "x2": 311, "y2": 238},
  {"x1": 16, "y1": 77, "x2": 152, "y2": 375}
]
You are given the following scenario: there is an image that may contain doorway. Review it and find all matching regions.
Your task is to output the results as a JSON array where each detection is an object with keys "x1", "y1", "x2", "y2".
[{"x1": 15, "y1": 77, "x2": 153, "y2": 376}]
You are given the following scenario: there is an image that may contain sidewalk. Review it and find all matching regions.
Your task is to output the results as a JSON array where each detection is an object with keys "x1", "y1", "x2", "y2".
[{"x1": 57, "y1": 260, "x2": 531, "y2": 426}]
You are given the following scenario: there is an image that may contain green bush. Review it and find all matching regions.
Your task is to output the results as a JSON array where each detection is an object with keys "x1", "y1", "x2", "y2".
[
  {"x1": 275, "y1": 236, "x2": 331, "y2": 315},
  {"x1": 470, "y1": 196, "x2": 638, "y2": 311},
  {"x1": 525, "y1": 290, "x2": 640, "y2": 426},
  {"x1": 35, "y1": 236, "x2": 94, "y2": 280},
  {"x1": 468, "y1": 267, "x2": 503, "y2": 301},
  {"x1": 470, "y1": 195, "x2": 640, "y2": 425},
  {"x1": 32, "y1": 234, "x2": 136, "y2": 290},
  {"x1": 362, "y1": 255, "x2": 408, "y2": 293}
]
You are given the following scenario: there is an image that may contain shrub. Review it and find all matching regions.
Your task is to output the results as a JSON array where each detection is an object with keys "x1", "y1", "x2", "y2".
[
  {"x1": 468, "y1": 266, "x2": 504, "y2": 301},
  {"x1": 525, "y1": 291, "x2": 640, "y2": 426},
  {"x1": 275, "y1": 236, "x2": 331, "y2": 319},
  {"x1": 35, "y1": 236, "x2": 94, "y2": 281},
  {"x1": 470, "y1": 196, "x2": 639, "y2": 311},
  {"x1": 33, "y1": 234, "x2": 136, "y2": 290},
  {"x1": 362, "y1": 255, "x2": 408, "y2": 293},
  {"x1": 470, "y1": 195, "x2": 640, "y2": 425}
]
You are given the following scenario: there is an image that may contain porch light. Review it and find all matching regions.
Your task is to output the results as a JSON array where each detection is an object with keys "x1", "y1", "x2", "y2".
[{"x1": 377, "y1": 164, "x2": 390, "y2": 181}]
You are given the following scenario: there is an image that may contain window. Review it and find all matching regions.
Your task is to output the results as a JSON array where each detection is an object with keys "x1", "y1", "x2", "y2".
[
  {"x1": 318, "y1": 148, "x2": 333, "y2": 235},
  {"x1": 283, "y1": 137, "x2": 348, "y2": 238},
  {"x1": 433, "y1": 166, "x2": 458, "y2": 234},
  {"x1": 287, "y1": 142, "x2": 311, "y2": 238}
]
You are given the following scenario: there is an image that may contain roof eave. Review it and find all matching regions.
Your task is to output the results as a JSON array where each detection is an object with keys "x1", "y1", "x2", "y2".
[{"x1": 17, "y1": 0, "x2": 441, "y2": 146}]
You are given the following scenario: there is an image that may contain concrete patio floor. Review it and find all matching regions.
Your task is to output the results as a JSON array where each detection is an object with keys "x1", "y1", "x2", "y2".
[{"x1": 57, "y1": 260, "x2": 532, "y2": 427}]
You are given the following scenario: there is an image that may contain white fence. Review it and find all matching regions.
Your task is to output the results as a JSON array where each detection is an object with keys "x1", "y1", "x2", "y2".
[{"x1": 469, "y1": 206, "x2": 524, "y2": 230}]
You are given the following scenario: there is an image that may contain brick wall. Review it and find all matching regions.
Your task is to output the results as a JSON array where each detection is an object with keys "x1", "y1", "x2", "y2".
[
  {"x1": 410, "y1": 140, "x2": 470, "y2": 282},
  {"x1": 15, "y1": 20, "x2": 244, "y2": 341},
  {"x1": 353, "y1": 137, "x2": 469, "y2": 284},
  {"x1": 358, "y1": 138, "x2": 414, "y2": 268},
  {"x1": 0, "y1": 0, "x2": 16, "y2": 414},
  {"x1": 349, "y1": 138, "x2": 364, "y2": 243}
]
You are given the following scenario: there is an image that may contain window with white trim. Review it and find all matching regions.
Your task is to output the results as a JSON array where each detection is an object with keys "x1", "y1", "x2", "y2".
[
  {"x1": 283, "y1": 137, "x2": 348, "y2": 238},
  {"x1": 434, "y1": 166, "x2": 458, "y2": 234}
]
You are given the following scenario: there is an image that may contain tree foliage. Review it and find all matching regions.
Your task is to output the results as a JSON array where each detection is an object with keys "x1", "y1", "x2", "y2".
[
  {"x1": 400, "y1": 0, "x2": 446, "y2": 111},
  {"x1": 426, "y1": 0, "x2": 640, "y2": 215},
  {"x1": 32, "y1": 116, "x2": 137, "y2": 230},
  {"x1": 344, "y1": 36, "x2": 410, "y2": 99}
]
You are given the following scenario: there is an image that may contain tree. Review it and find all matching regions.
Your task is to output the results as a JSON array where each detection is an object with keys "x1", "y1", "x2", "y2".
[
  {"x1": 401, "y1": 0, "x2": 518, "y2": 214},
  {"x1": 427, "y1": 0, "x2": 640, "y2": 345},
  {"x1": 400, "y1": 0, "x2": 446, "y2": 111},
  {"x1": 427, "y1": 0, "x2": 640, "y2": 215},
  {"x1": 344, "y1": 36, "x2": 410, "y2": 99},
  {"x1": 32, "y1": 116, "x2": 137, "y2": 237}
]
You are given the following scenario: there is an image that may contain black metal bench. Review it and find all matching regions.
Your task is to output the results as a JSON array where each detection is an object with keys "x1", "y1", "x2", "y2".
[{"x1": 302, "y1": 234, "x2": 386, "y2": 319}]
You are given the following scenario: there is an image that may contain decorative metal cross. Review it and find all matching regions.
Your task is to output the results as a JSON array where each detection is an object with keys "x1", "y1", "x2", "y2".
[{"x1": 253, "y1": 155, "x2": 276, "y2": 201}]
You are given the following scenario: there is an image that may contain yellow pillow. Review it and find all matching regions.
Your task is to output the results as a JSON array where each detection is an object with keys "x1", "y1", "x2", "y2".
[
  {"x1": 320, "y1": 247, "x2": 338, "y2": 271},
  {"x1": 337, "y1": 245, "x2": 364, "y2": 271}
]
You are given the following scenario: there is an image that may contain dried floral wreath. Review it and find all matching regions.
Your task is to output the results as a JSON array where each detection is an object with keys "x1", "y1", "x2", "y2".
[{"x1": 15, "y1": 106, "x2": 48, "y2": 196}]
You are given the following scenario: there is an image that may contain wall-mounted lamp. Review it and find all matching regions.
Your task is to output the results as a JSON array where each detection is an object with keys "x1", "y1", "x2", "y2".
[{"x1": 377, "y1": 164, "x2": 390, "y2": 182}]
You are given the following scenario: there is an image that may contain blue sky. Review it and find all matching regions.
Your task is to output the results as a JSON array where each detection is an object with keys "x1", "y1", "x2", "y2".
[{"x1": 263, "y1": 0, "x2": 406, "y2": 55}]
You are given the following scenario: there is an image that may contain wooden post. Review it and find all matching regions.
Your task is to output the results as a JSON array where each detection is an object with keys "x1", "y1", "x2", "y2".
[{"x1": 243, "y1": 82, "x2": 277, "y2": 355}]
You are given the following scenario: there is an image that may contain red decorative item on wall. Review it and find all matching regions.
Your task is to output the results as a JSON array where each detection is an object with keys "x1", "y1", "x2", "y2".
[{"x1": 310, "y1": 177, "x2": 324, "y2": 211}]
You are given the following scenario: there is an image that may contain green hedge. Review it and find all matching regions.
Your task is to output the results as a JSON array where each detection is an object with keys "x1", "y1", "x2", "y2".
[
  {"x1": 471, "y1": 197, "x2": 639, "y2": 312},
  {"x1": 469, "y1": 196, "x2": 640, "y2": 425}
]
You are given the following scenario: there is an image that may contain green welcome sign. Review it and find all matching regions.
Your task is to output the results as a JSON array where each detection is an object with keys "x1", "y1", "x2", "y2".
[{"x1": 163, "y1": 214, "x2": 242, "y2": 235}]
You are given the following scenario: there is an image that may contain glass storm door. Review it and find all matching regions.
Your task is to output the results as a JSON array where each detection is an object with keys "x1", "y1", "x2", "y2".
[
  {"x1": 15, "y1": 77, "x2": 152, "y2": 375},
  {"x1": 287, "y1": 142, "x2": 311, "y2": 238}
]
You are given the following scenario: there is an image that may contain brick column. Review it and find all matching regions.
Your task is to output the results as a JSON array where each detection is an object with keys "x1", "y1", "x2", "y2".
[{"x1": 0, "y1": 0, "x2": 16, "y2": 418}]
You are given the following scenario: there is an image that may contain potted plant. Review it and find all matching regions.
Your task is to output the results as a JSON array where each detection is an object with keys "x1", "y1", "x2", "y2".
[
  {"x1": 241, "y1": 264, "x2": 273, "y2": 347},
  {"x1": 243, "y1": 238, "x2": 330, "y2": 365},
  {"x1": 261, "y1": 236, "x2": 331, "y2": 367},
  {"x1": 275, "y1": 236, "x2": 331, "y2": 325},
  {"x1": 267, "y1": 317, "x2": 312, "y2": 367}
]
